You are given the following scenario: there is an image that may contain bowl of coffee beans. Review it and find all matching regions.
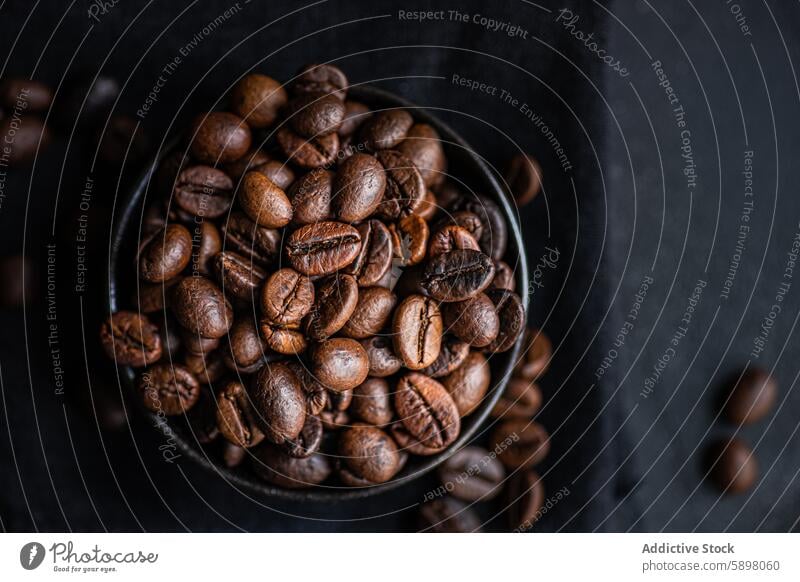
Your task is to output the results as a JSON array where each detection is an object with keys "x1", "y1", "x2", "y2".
[{"x1": 103, "y1": 63, "x2": 529, "y2": 499}]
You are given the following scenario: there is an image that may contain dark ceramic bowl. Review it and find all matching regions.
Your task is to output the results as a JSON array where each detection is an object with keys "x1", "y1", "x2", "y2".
[{"x1": 108, "y1": 85, "x2": 529, "y2": 500}]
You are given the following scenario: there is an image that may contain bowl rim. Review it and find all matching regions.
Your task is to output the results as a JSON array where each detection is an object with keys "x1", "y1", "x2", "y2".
[{"x1": 108, "y1": 84, "x2": 530, "y2": 502}]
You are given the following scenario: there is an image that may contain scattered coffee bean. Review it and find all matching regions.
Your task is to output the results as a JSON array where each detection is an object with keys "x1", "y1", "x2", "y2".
[
  {"x1": 504, "y1": 153, "x2": 542, "y2": 207},
  {"x1": 418, "y1": 497, "x2": 482, "y2": 532},
  {"x1": 707, "y1": 437, "x2": 758, "y2": 494},
  {"x1": 724, "y1": 367, "x2": 777, "y2": 425},
  {"x1": 514, "y1": 328, "x2": 552, "y2": 380},
  {"x1": 491, "y1": 419, "x2": 550, "y2": 469},
  {"x1": 438, "y1": 446, "x2": 505, "y2": 502},
  {"x1": 491, "y1": 377, "x2": 542, "y2": 420},
  {"x1": 506, "y1": 470, "x2": 545, "y2": 531}
]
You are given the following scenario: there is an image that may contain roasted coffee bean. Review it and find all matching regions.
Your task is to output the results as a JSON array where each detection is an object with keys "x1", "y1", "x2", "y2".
[
  {"x1": 506, "y1": 470, "x2": 545, "y2": 531},
  {"x1": 192, "y1": 221, "x2": 221, "y2": 276},
  {"x1": 375, "y1": 150, "x2": 425, "y2": 219},
  {"x1": 339, "y1": 423, "x2": 401, "y2": 484},
  {"x1": 320, "y1": 410, "x2": 350, "y2": 431},
  {"x1": 0, "y1": 116, "x2": 50, "y2": 165},
  {"x1": 306, "y1": 274, "x2": 358, "y2": 340},
  {"x1": 213, "y1": 250, "x2": 267, "y2": 302},
  {"x1": 251, "y1": 362, "x2": 306, "y2": 444},
  {"x1": 442, "y1": 351, "x2": 491, "y2": 416},
  {"x1": 220, "y1": 211, "x2": 281, "y2": 266},
  {"x1": 491, "y1": 260, "x2": 516, "y2": 291},
  {"x1": 181, "y1": 326, "x2": 219, "y2": 355},
  {"x1": 441, "y1": 210, "x2": 484, "y2": 244},
  {"x1": 491, "y1": 377, "x2": 542, "y2": 420},
  {"x1": 276, "y1": 125, "x2": 339, "y2": 169},
  {"x1": 724, "y1": 367, "x2": 777, "y2": 425},
  {"x1": 284, "y1": 414, "x2": 323, "y2": 458},
  {"x1": 397, "y1": 123, "x2": 446, "y2": 188},
  {"x1": 139, "y1": 363, "x2": 200, "y2": 415},
  {"x1": 326, "y1": 388, "x2": 353, "y2": 412},
  {"x1": 428, "y1": 225, "x2": 480, "y2": 258},
  {"x1": 390, "y1": 422, "x2": 447, "y2": 456},
  {"x1": 320, "y1": 388, "x2": 352, "y2": 431},
  {"x1": 288, "y1": 168, "x2": 333, "y2": 225},
  {"x1": 341, "y1": 286, "x2": 397, "y2": 339},
  {"x1": 189, "y1": 111, "x2": 251, "y2": 164},
  {"x1": 491, "y1": 419, "x2": 550, "y2": 469},
  {"x1": 514, "y1": 328, "x2": 552, "y2": 380},
  {"x1": 361, "y1": 336, "x2": 403, "y2": 378},
  {"x1": 389, "y1": 213, "x2": 428, "y2": 267},
  {"x1": 252, "y1": 160, "x2": 296, "y2": 190},
  {"x1": 171, "y1": 276, "x2": 233, "y2": 338},
  {"x1": 100, "y1": 311, "x2": 162, "y2": 367},
  {"x1": 421, "y1": 249, "x2": 494, "y2": 303},
  {"x1": 252, "y1": 443, "x2": 332, "y2": 488},
  {"x1": 288, "y1": 92, "x2": 345, "y2": 137},
  {"x1": 311, "y1": 338, "x2": 369, "y2": 392},
  {"x1": 135, "y1": 277, "x2": 181, "y2": 314},
  {"x1": 338, "y1": 100, "x2": 371, "y2": 136},
  {"x1": 291, "y1": 63, "x2": 348, "y2": 99},
  {"x1": 285, "y1": 360, "x2": 328, "y2": 415},
  {"x1": 418, "y1": 497, "x2": 481, "y2": 533},
  {"x1": 454, "y1": 195, "x2": 507, "y2": 260},
  {"x1": 707, "y1": 437, "x2": 758, "y2": 494},
  {"x1": 392, "y1": 295, "x2": 442, "y2": 370},
  {"x1": 139, "y1": 224, "x2": 192, "y2": 283},
  {"x1": 442, "y1": 293, "x2": 499, "y2": 348},
  {"x1": 333, "y1": 153, "x2": 386, "y2": 222},
  {"x1": 224, "y1": 148, "x2": 272, "y2": 180},
  {"x1": 260, "y1": 323, "x2": 307, "y2": 355},
  {"x1": 230, "y1": 73, "x2": 287, "y2": 128},
  {"x1": 285, "y1": 221, "x2": 361, "y2": 276},
  {"x1": 260, "y1": 268, "x2": 315, "y2": 327},
  {"x1": 438, "y1": 446, "x2": 505, "y2": 502},
  {"x1": 174, "y1": 165, "x2": 234, "y2": 218},
  {"x1": 0, "y1": 78, "x2": 53, "y2": 111},
  {"x1": 237, "y1": 171, "x2": 292, "y2": 228},
  {"x1": 223, "y1": 443, "x2": 248, "y2": 467},
  {"x1": 184, "y1": 349, "x2": 226, "y2": 383},
  {"x1": 223, "y1": 318, "x2": 266, "y2": 373},
  {"x1": 421, "y1": 335, "x2": 470, "y2": 378},
  {"x1": 359, "y1": 109, "x2": 414, "y2": 150},
  {"x1": 395, "y1": 372, "x2": 460, "y2": 449},
  {"x1": 485, "y1": 289, "x2": 525, "y2": 353},
  {"x1": 504, "y1": 153, "x2": 542, "y2": 207},
  {"x1": 96, "y1": 115, "x2": 149, "y2": 165},
  {"x1": 351, "y1": 378, "x2": 393, "y2": 426},
  {"x1": 344, "y1": 219, "x2": 393, "y2": 287}
]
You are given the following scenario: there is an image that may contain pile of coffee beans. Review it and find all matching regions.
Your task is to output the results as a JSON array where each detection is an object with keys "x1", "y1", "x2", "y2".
[{"x1": 101, "y1": 63, "x2": 528, "y2": 490}]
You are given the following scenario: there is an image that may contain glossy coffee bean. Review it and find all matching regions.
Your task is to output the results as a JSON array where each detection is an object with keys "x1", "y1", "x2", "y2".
[
  {"x1": 311, "y1": 338, "x2": 369, "y2": 392},
  {"x1": 100, "y1": 311, "x2": 162, "y2": 367},
  {"x1": 285, "y1": 221, "x2": 361, "y2": 276},
  {"x1": 288, "y1": 168, "x2": 333, "y2": 225},
  {"x1": 491, "y1": 419, "x2": 550, "y2": 469},
  {"x1": 421, "y1": 335, "x2": 470, "y2": 378},
  {"x1": 339, "y1": 423, "x2": 401, "y2": 484},
  {"x1": 707, "y1": 437, "x2": 758, "y2": 494},
  {"x1": 306, "y1": 274, "x2": 358, "y2": 340},
  {"x1": 251, "y1": 362, "x2": 306, "y2": 444},
  {"x1": 389, "y1": 213, "x2": 428, "y2": 267},
  {"x1": 259, "y1": 323, "x2": 307, "y2": 355},
  {"x1": 237, "y1": 171, "x2": 292, "y2": 228},
  {"x1": 191, "y1": 221, "x2": 221, "y2": 276},
  {"x1": 138, "y1": 363, "x2": 200, "y2": 415},
  {"x1": 724, "y1": 367, "x2": 777, "y2": 425},
  {"x1": 375, "y1": 150, "x2": 425, "y2": 219},
  {"x1": 504, "y1": 153, "x2": 542, "y2": 207},
  {"x1": 359, "y1": 109, "x2": 413, "y2": 150},
  {"x1": 418, "y1": 497, "x2": 481, "y2": 533},
  {"x1": 442, "y1": 351, "x2": 491, "y2": 416},
  {"x1": 441, "y1": 210, "x2": 484, "y2": 244},
  {"x1": 252, "y1": 160, "x2": 296, "y2": 190},
  {"x1": 0, "y1": 78, "x2": 53, "y2": 111},
  {"x1": 485, "y1": 289, "x2": 525, "y2": 353},
  {"x1": 442, "y1": 293, "x2": 500, "y2": 348},
  {"x1": 260, "y1": 268, "x2": 315, "y2": 327},
  {"x1": 438, "y1": 446, "x2": 505, "y2": 502},
  {"x1": 344, "y1": 219, "x2": 393, "y2": 287},
  {"x1": 0, "y1": 115, "x2": 51, "y2": 164},
  {"x1": 491, "y1": 260, "x2": 516, "y2": 291},
  {"x1": 252, "y1": 443, "x2": 332, "y2": 488},
  {"x1": 421, "y1": 249, "x2": 495, "y2": 303},
  {"x1": 514, "y1": 328, "x2": 552, "y2": 380},
  {"x1": 397, "y1": 123, "x2": 446, "y2": 188},
  {"x1": 189, "y1": 111, "x2": 251, "y2": 164},
  {"x1": 183, "y1": 349, "x2": 225, "y2": 383},
  {"x1": 428, "y1": 225, "x2": 480, "y2": 258},
  {"x1": 220, "y1": 211, "x2": 281, "y2": 267},
  {"x1": 506, "y1": 470, "x2": 545, "y2": 531},
  {"x1": 230, "y1": 73, "x2": 287, "y2": 128},
  {"x1": 276, "y1": 125, "x2": 339, "y2": 169},
  {"x1": 392, "y1": 294, "x2": 442, "y2": 370},
  {"x1": 351, "y1": 378, "x2": 393, "y2": 426},
  {"x1": 174, "y1": 165, "x2": 234, "y2": 218},
  {"x1": 395, "y1": 372, "x2": 460, "y2": 450},
  {"x1": 223, "y1": 318, "x2": 266, "y2": 373},
  {"x1": 453, "y1": 194, "x2": 507, "y2": 260},
  {"x1": 338, "y1": 100, "x2": 371, "y2": 136},
  {"x1": 212, "y1": 251, "x2": 267, "y2": 302},
  {"x1": 217, "y1": 380, "x2": 266, "y2": 448},
  {"x1": 139, "y1": 224, "x2": 192, "y2": 283},
  {"x1": 288, "y1": 92, "x2": 345, "y2": 137},
  {"x1": 224, "y1": 148, "x2": 272, "y2": 180},
  {"x1": 361, "y1": 336, "x2": 403, "y2": 378},
  {"x1": 491, "y1": 377, "x2": 542, "y2": 420},
  {"x1": 285, "y1": 360, "x2": 328, "y2": 415},
  {"x1": 341, "y1": 286, "x2": 397, "y2": 339},
  {"x1": 171, "y1": 276, "x2": 233, "y2": 339},
  {"x1": 291, "y1": 63, "x2": 348, "y2": 99},
  {"x1": 283, "y1": 414, "x2": 323, "y2": 458},
  {"x1": 333, "y1": 153, "x2": 386, "y2": 222}
]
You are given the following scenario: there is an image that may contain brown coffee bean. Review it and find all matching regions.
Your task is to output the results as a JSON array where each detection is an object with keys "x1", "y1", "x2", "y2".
[
  {"x1": 223, "y1": 318, "x2": 266, "y2": 373},
  {"x1": 260, "y1": 268, "x2": 315, "y2": 327},
  {"x1": 438, "y1": 446, "x2": 505, "y2": 502},
  {"x1": 338, "y1": 100, "x2": 371, "y2": 136},
  {"x1": 252, "y1": 160, "x2": 296, "y2": 190},
  {"x1": 504, "y1": 153, "x2": 542, "y2": 206},
  {"x1": 491, "y1": 419, "x2": 550, "y2": 469},
  {"x1": 415, "y1": 189, "x2": 439, "y2": 221},
  {"x1": 100, "y1": 311, "x2": 162, "y2": 367},
  {"x1": 397, "y1": 123, "x2": 446, "y2": 188},
  {"x1": 0, "y1": 78, "x2": 53, "y2": 111},
  {"x1": 291, "y1": 63, "x2": 348, "y2": 99},
  {"x1": 259, "y1": 323, "x2": 307, "y2": 355},
  {"x1": 139, "y1": 224, "x2": 192, "y2": 283},
  {"x1": 252, "y1": 443, "x2": 332, "y2": 488},
  {"x1": 351, "y1": 378, "x2": 393, "y2": 426},
  {"x1": 395, "y1": 372, "x2": 460, "y2": 450},
  {"x1": 321, "y1": 387, "x2": 353, "y2": 430},
  {"x1": 139, "y1": 363, "x2": 200, "y2": 415},
  {"x1": 442, "y1": 351, "x2": 491, "y2": 416},
  {"x1": 485, "y1": 289, "x2": 525, "y2": 353},
  {"x1": 491, "y1": 260, "x2": 516, "y2": 291},
  {"x1": 285, "y1": 221, "x2": 361, "y2": 276},
  {"x1": 421, "y1": 335, "x2": 470, "y2": 378},
  {"x1": 339, "y1": 423, "x2": 401, "y2": 484},
  {"x1": 217, "y1": 379, "x2": 265, "y2": 448},
  {"x1": 230, "y1": 73, "x2": 287, "y2": 128},
  {"x1": 359, "y1": 109, "x2": 413, "y2": 150},
  {"x1": 181, "y1": 326, "x2": 219, "y2": 355},
  {"x1": 183, "y1": 349, "x2": 225, "y2": 383},
  {"x1": 306, "y1": 274, "x2": 358, "y2": 340},
  {"x1": 428, "y1": 225, "x2": 480, "y2": 258},
  {"x1": 375, "y1": 149, "x2": 425, "y2": 219},
  {"x1": 285, "y1": 360, "x2": 328, "y2": 415},
  {"x1": 189, "y1": 111, "x2": 252, "y2": 164},
  {"x1": 707, "y1": 437, "x2": 758, "y2": 494},
  {"x1": 389, "y1": 213, "x2": 428, "y2": 267},
  {"x1": 192, "y1": 221, "x2": 221, "y2": 276},
  {"x1": 333, "y1": 153, "x2": 386, "y2": 222},
  {"x1": 439, "y1": 210, "x2": 484, "y2": 243},
  {"x1": 223, "y1": 148, "x2": 271, "y2": 180},
  {"x1": 283, "y1": 414, "x2": 323, "y2": 458},
  {"x1": 171, "y1": 276, "x2": 233, "y2": 339},
  {"x1": 361, "y1": 336, "x2": 403, "y2": 378},
  {"x1": 491, "y1": 377, "x2": 542, "y2": 420},
  {"x1": 288, "y1": 168, "x2": 333, "y2": 225},
  {"x1": 514, "y1": 328, "x2": 552, "y2": 380},
  {"x1": 418, "y1": 496, "x2": 481, "y2": 533},
  {"x1": 276, "y1": 125, "x2": 339, "y2": 169},
  {"x1": 341, "y1": 286, "x2": 397, "y2": 339},
  {"x1": 174, "y1": 165, "x2": 234, "y2": 218},
  {"x1": 507, "y1": 470, "x2": 545, "y2": 531},
  {"x1": 344, "y1": 219, "x2": 393, "y2": 287},
  {"x1": 311, "y1": 338, "x2": 369, "y2": 392},
  {"x1": 392, "y1": 294, "x2": 442, "y2": 370},
  {"x1": 135, "y1": 277, "x2": 181, "y2": 314},
  {"x1": 237, "y1": 171, "x2": 292, "y2": 228},
  {"x1": 442, "y1": 293, "x2": 500, "y2": 348},
  {"x1": 0, "y1": 116, "x2": 50, "y2": 165},
  {"x1": 250, "y1": 362, "x2": 306, "y2": 444},
  {"x1": 220, "y1": 211, "x2": 281, "y2": 267},
  {"x1": 321, "y1": 410, "x2": 351, "y2": 431},
  {"x1": 421, "y1": 249, "x2": 495, "y2": 302},
  {"x1": 288, "y1": 92, "x2": 345, "y2": 137},
  {"x1": 724, "y1": 368, "x2": 777, "y2": 425},
  {"x1": 453, "y1": 194, "x2": 507, "y2": 260},
  {"x1": 212, "y1": 251, "x2": 267, "y2": 302}
]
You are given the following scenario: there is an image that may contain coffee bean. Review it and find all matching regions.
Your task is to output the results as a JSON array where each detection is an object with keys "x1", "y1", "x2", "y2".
[
  {"x1": 252, "y1": 160, "x2": 296, "y2": 190},
  {"x1": 338, "y1": 100, "x2": 371, "y2": 136},
  {"x1": 442, "y1": 293, "x2": 500, "y2": 348},
  {"x1": 288, "y1": 92, "x2": 345, "y2": 137},
  {"x1": 185, "y1": 387, "x2": 220, "y2": 444},
  {"x1": 392, "y1": 294, "x2": 442, "y2": 370},
  {"x1": 351, "y1": 378, "x2": 393, "y2": 426},
  {"x1": 341, "y1": 286, "x2": 397, "y2": 339},
  {"x1": 139, "y1": 224, "x2": 192, "y2": 283},
  {"x1": 181, "y1": 326, "x2": 219, "y2": 355},
  {"x1": 418, "y1": 497, "x2": 482, "y2": 533},
  {"x1": 453, "y1": 194, "x2": 507, "y2": 260},
  {"x1": 339, "y1": 423, "x2": 401, "y2": 484},
  {"x1": 421, "y1": 249, "x2": 495, "y2": 302},
  {"x1": 174, "y1": 165, "x2": 234, "y2": 218},
  {"x1": 389, "y1": 213, "x2": 428, "y2": 267},
  {"x1": 421, "y1": 335, "x2": 470, "y2": 378},
  {"x1": 440, "y1": 210, "x2": 484, "y2": 244},
  {"x1": 321, "y1": 410, "x2": 351, "y2": 431},
  {"x1": 724, "y1": 367, "x2": 777, "y2": 425},
  {"x1": 485, "y1": 289, "x2": 525, "y2": 353},
  {"x1": 216, "y1": 379, "x2": 266, "y2": 448},
  {"x1": 395, "y1": 372, "x2": 460, "y2": 450},
  {"x1": 285, "y1": 360, "x2": 328, "y2": 415},
  {"x1": 291, "y1": 63, "x2": 348, "y2": 99},
  {"x1": 0, "y1": 78, "x2": 53, "y2": 111},
  {"x1": 442, "y1": 351, "x2": 491, "y2": 416},
  {"x1": 252, "y1": 443, "x2": 332, "y2": 488},
  {"x1": 192, "y1": 221, "x2": 221, "y2": 276},
  {"x1": 288, "y1": 168, "x2": 333, "y2": 225},
  {"x1": 224, "y1": 148, "x2": 272, "y2": 180},
  {"x1": 333, "y1": 153, "x2": 386, "y2": 222},
  {"x1": 171, "y1": 276, "x2": 233, "y2": 338},
  {"x1": 260, "y1": 268, "x2": 315, "y2": 327},
  {"x1": 251, "y1": 362, "x2": 306, "y2": 444},
  {"x1": 183, "y1": 349, "x2": 225, "y2": 383},
  {"x1": 189, "y1": 111, "x2": 252, "y2": 164},
  {"x1": 707, "y1": 437, "x2": 758, "y2": 494},
  {"x1": 276, "y1": 125, "x2": 339, "y2": 169},
  {"x1": 0, "y1": 115, "x2": 50, "y2": 165},
  {"x1": 504, "y1": 153, "x2": 542, "y2": 207},
  {"x1": 285, "y1": 221, "x2": 361, "y2": 276},
  {"x1": 321, "y1": 388, "x2": 352, "y2": 431},
  {"x1": 212, "y1": 251, "x2": 267, "y2": 302},
  {"x1": 260, "y1": 323, "x2": 307, "y2": 355},
  {"x1": 415, "y1": 189, "x2": 439, "y2": 221},
  {"x1": 428, "y1": 225, "x2": 480, "y2": 258},
  {"x1": 100, "y1": 311, "x2": 162, "y2": 367},
  {"x1": 344, "y1": 219, "x2": 393, "y2": 287},
  {"x1": 220, "y1": 211, "x2": 281, "y2": 267},
  {"x1": 375, "y1": 150, "x2": 425, "y2": 219},
  {"x1": 237, "y1": 171, "x2": 292, "y2": 228},
  {"x1": 438, "y1": 446, "x2": 505, "y2": 502},
  {"x1": 491, "y1": 377, "x2": 542, "y2": 420},
  {"x1": 397, "y1": 123, "x2": 446, "y2": 188},
  {"x1": 514, "y1": 328, "x2": 552, "y2": 380},
  {"x1": 283, "y1": 414, "x2": 323, "y2": 458},
  {"x1": 491, "y1": 260, "x2": 516, "y2": 291},
  {"x1": 223, "y1": 318, "x2": 266, "y2": 374},
  {"x1": 506, "y1": 470, "x2": 545, "y2": 531},
  {"x1": 491, "y1": 419, "x2": 550, "y2": 469},
  {"x1": 360, "y1": 336, "x2": 403, "y2": 378},
  {"x1": 139, "y1": 363, "x2": 200, "y2": 415},
  {"x1": 311, "y1": 338, "x2": 369, "y2": 392},
  {"x1": 359, "y1": 109, "x2": 414, "y2": 150},
  {"x1": 230, "y1": 73, "x2": 287, "y2": 128},
  {"x1": 135, "y1": 277, "x2": 181, "y2": 314},
  {"x1": 306, "y1": 274, "x2": 358, "y2": 340}
]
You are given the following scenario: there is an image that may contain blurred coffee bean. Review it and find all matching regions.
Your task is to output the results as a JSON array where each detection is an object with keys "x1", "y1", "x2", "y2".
[
  {"x1": 506, "y1": 470, "x2": 545, "y2": 531},
  {"x1": 491, "y1": 418, "x2": 550, "y2": 469},
  {"x1": 0, "y1": 115, "x2": 51, "y2": 165},
  {"x1": 724, "y1": 367, "x2": 777, "y2": 425},
  {"x1": 0, "y1": 78, "x2": 53, "y2": 111},
  {"x1": 514, "y1": 328, "x2": 552, "y2": 380},
  {"x1": 418, "y1": 497, "x2": 482, "y2": 533},
  {"x1": 504, "y1": 153, "x2": 542, "y2": 206},
  {"x1": 96, "y1": 115, "x2": 149, "y2": 165},
  {"x1": 0, "y1": 255, "x2": 36, "y2": 307},
  {"x1": 707, "y1": 437, "x2": 758, "y2": 494},
  {"x1": 438, "y1": 446, "x2": 505, "y2": 502}
]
